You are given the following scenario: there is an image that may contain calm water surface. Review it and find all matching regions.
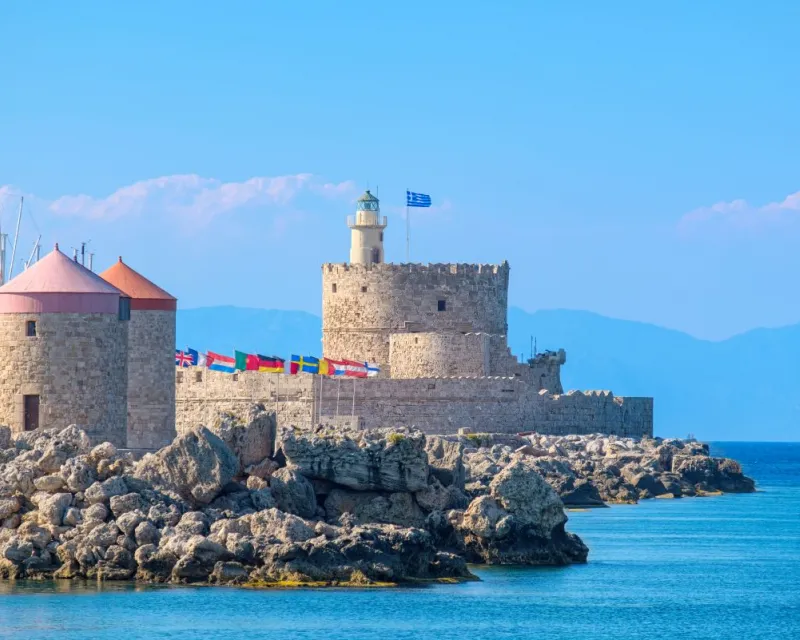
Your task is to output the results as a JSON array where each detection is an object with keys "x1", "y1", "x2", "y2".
[{"x1": 0, "y1": 442, "x2": 798, "y2": 639}]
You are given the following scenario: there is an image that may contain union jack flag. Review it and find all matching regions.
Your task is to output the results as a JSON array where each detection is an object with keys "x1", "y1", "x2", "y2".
[{"x1": 175, "y1": 349, "x2": 194, "y2": 367}]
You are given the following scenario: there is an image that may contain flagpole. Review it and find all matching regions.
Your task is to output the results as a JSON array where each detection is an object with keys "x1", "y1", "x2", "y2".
[
  {"x1": 405, "y1": 188, "x2": 410, "y2": 262},
  {"x1": 351, "y1": 379, "x2": 356, "y2": 421}
]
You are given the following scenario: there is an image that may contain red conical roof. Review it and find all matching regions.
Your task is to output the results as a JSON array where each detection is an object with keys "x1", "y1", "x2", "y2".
[
  {"x1": 0, "y1": 245, "x2": 124, "y2": 314},
  {"x1": 99, "y1": 257, "x2": 177, "y2": 311}
]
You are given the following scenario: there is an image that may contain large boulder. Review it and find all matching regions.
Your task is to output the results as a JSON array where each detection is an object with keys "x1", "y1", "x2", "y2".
[
  {"x1": 424, "y1": 436, "x2": 466, "y2": 490},
  {"x1": 282, "y1": 428, "x2": 428, "y2": 492},
  {"x1": 324, "y1": 489, "x2": 426, "y2": 528},
  {"x1": 268, "y1": 468, "x2": 317, "y2": 519},
  {"x1": 133, "y1": 427, "x2": 239, "y2": 505},
  {"x1": 207, "y1": 405, "x2": 276, "y2": 468}
]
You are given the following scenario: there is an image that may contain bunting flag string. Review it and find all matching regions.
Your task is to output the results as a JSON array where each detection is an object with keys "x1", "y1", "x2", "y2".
[{"x1": 177, "y1": 347, "x2": 379, "y2": 377}]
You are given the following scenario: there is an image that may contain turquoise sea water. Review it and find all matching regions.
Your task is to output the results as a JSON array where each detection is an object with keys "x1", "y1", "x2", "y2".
[{"x1": 1, "y1": 442, "x2": 798, "y2": 639}]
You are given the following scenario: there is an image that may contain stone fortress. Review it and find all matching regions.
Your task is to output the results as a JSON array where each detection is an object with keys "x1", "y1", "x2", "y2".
[
  {"x1": 0, "y1": 192, "x2": 652, "y2": 449},
  {"x1": 176, "y1": 190, "x2": 653, "y2": 440}
]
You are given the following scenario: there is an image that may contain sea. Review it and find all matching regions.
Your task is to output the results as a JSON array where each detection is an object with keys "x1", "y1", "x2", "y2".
[{"x1": 0, "y1": 442, "x2": 798, "y2": 640}]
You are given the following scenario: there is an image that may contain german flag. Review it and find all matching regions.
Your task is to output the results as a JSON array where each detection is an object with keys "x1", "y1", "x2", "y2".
[{"x1": 257, "y1": 354, "x2": 285, "y2": 373}]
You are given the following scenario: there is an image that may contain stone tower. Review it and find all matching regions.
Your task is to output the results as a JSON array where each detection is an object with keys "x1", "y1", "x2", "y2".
[
  {"x1": 100, "y1": 257, "x2": 177, "y2": 450},
  {"x1": 0, "y1": 245, "x2": 129, "y2": 446},
  {"x1": 348, "y1": 190, "x2": 386, "y2": 265}
]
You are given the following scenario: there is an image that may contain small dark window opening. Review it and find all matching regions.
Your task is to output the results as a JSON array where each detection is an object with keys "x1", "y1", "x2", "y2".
[
  {"x1": 437, "y1": 299, "x2": 447, "y2": 312},
  {"x1": 331, "y1": 283, "x2": 337, "y2": 293},
  {"x1": 427, "y1": 383, "x2": 436, "y2": 390},
  {"x1": 23, "y1": 395, "x2": 39, "y2": 431},
  {"x1": 414, "y1": 337, "x2": 418, "y2": 344},
  {"x1": 26, "y1": 320, "x2": 36, "y2": 337},
  {"x1": 232, "y1": 373, "x2": 239, "y2": 381},
  {"x1": 361, "y1": 286, "x2": 368, "y2": 293},
  {"x1": 118, "y1": 297, "x2": 131, "y2": 321},
  {"x1": 379, "y1": 232, "x2": 384, "y2": 241},
  {"x1": 176, "y1": 371, "x2": 184, "y2": 383},
  {"x1": 195, "y1": 371, "x2": 203, "y2": 382}
]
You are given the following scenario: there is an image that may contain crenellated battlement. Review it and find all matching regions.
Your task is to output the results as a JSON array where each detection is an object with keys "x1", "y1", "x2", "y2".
[{"x1": 322, "y1": 261, "x2": 510, "y2": 277}]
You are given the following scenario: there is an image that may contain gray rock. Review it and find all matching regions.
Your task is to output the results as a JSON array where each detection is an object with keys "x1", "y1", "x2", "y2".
[
  {"x1": 37, "y1": 492, "x2": 73, "y2": 526},
  {"x1": 134, "y1": 521, "x2": 160, "y2": 546},
  {"x1": 324, "y1": 489, "x2": 425, "y2": 528},
  {"x1": 247, "y1": 508, "x2": 315, "y2": 543},
  {"x1": 0, "y1": 425, "x2": 11, "y2": 450},
  {"x1": 210, "y1": 560, "x2": 249, "y2": 584},
  {"x1": 110, "y1": 493, "x2": 143, "y2": 518},
  {"x1": 207, "y1": 405, "x2": 276, "y2": 468},
  {"x1": 116, "y1": 511, "x2": 146, "y2": 537},
  {"x1": 33, "y1": 474, "x2": 65, "y2": 492},
  {"x1": 282, "y1": 428, "x2": 428, "y2": 492},
  {"x1": 133, "y1": 427, "x2": 239, "y2": 505},
  {"x1": 269, "y1": 467, "x2": 317, "y2": 518},
  {"x1": 83, "y1": 503, "x2": 109, "y2": 522},
  {"x1": 0, "y1": 497, "x2": 21, "y2": 520},
  {"x1": 63, "y1": 507, "x2": 83, "y2": 527},
  {"x1": 425, "y1": 436, "x2": 466, "y2": 490},
  {"x1": 60, "y1": 457, "x2": 96, "y2": 493}
]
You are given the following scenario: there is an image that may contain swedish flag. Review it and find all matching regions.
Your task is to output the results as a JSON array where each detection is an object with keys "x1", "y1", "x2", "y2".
[{"x1": 290, "y1": 355, "x2": 319, "y2": 374}]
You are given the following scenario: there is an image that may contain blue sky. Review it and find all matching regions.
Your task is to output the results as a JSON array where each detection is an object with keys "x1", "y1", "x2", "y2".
[{"x1": 1, "y1": 1, "x2": 799, "y2": 339}]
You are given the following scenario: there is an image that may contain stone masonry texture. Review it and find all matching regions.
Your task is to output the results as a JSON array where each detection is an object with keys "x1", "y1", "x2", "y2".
[
  {"x1": 126, "y1": 309, "x2": 176, "y2": 449},
  {"x1": 322, "y1": 262, "x2": 509, "y2": 377},
  {"x1": 0, "y1": 313, "x2": 128, "y2": 446}
]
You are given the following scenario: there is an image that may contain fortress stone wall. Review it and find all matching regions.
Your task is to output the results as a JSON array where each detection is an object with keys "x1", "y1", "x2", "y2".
[
  {"x1": 175, "y1": 369, "x2": 653, "y2": 439},
  {"x1": 389, "y1": 332, "x2": 490, "y2": 378},
  {"x1": 322, "y1": 262, "x2": 509, "y2": 377},
  {"x1": 0, "y1": 313, "x2": 129, "y2": 446},
  {"x1": 126, "y1": 310, "x2": 176, "y2": 449}
]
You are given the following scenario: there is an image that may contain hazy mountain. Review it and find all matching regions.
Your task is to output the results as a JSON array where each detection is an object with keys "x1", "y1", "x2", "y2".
[{"x1": 177, "y1": 306, "x2": 800, "y2": 441}]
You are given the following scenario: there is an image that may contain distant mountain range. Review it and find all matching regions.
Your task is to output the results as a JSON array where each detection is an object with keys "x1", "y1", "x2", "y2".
[{"x1": 176, "y1": 306, "x2": 800, "y2": 441}]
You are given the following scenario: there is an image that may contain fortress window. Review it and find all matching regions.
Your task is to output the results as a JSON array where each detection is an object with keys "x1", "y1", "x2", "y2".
[
  {"x1": 379, "y1": 232, "x2": 384, "y2": 241},
  {"x1": 331, "y1": 283, "x2": 337, "y2": 293},
  {"x1": 194, "y1": 371, "x2": 203, "y2": 383},
  {"x1": 176, "y1": 371, "x2": 184, "y2": 383},
  {"x1": 361, "y1": 286, "x2": 368, "y2": 293},
  {"x1": 414, "y1": 337, "x2": 418, "y2": 344},
  {"x1": 437, "y1": 299, "x2": 447, "y2": 312},
  {"x1": 25, "y1": 320, "x2": 36, "y2": 337}
]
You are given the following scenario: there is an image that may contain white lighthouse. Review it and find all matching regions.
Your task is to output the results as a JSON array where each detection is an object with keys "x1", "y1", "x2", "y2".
[{"x1": 347, "y1": 190, "x2": 387, "y2": 265}]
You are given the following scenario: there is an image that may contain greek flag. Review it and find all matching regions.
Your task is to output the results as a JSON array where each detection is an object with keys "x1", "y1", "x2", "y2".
[{"x1": 406, "y1": 191, "x2": 432, "y2": 208}]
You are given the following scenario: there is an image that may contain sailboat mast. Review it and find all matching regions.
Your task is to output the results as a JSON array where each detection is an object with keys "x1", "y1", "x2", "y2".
[{"x1": 8, "y1": 196, "x2": 23, "y2": 280}]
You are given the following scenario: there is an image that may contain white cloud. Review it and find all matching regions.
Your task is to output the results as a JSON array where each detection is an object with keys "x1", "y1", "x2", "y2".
[
  {"x1": 42, "y1": 173, "x2": 356, "y2": 224},
  {"x1": 679, "y1": 190, "x2": 800, "y2": 234}
]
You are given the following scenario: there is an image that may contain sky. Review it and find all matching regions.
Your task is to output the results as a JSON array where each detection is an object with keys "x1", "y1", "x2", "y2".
[{"x1": 1, "y1": 1, "x2": 799, "y2": 340}]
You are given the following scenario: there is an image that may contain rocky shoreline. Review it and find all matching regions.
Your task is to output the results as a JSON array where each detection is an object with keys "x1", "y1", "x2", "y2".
[{"x1": 0, "y1": 412, "x2": 755, "y2": 587}]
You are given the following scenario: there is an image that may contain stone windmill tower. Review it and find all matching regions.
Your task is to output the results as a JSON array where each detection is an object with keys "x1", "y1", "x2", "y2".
[
  {"x1": 0, "y1": 245, "x2": 129, "y2": 445},
  {"x1": 100, "y1": 257, "x2": 177, "y2": 450}
]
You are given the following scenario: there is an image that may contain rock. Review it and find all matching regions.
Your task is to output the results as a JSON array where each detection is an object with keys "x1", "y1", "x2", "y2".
[
  {"x1": 116, "y1": 511, "x2": 146, "y2": 537},
  {"x1": 60, "y1": 458, "x2": 96, "y2": 493},
  {"x1": 282, "y1": 427, "x2": 429, "y2": 492},
  {"x1": 100, "y1": 544, "x2": 136, "y2": 579},
  {"x1": 86, "y1": 522, "x2": 121, "y2": 548},
  {"x1": 0, "y1": 425, "x2": 11, "y2": 450},
  {"x1": 324, "y1": 489, "x2": 426, "y2": 528},
  {"x1": 83, "y1": 503, "x2": 109, "y2": 522},
  {"x1": 34, "y1": 474, "x2": 66, "y2": 492},
  {"x1": 248, "y1": 508, "x2": 315, "y2": 543},
  {"x1": 85, "y1": 476, "x2": 128, "y2": 504},
  {"x1": 208, "y1": 405, "x2": 276, "y2": 468},
  {"x1": 245, "y1": 457, "x2": 280, "y2": 480},
  {"x1": 414, "y1": 477, "x2": 469, "y2": 512},
  {"x1": 134, "y1": 521, "x2": 160, "y2": 547},
  {"x1": 269, "y1": 467, "x2": 317, "y2": 519},
  {"x1": 37, "y1": 492, "x2": 73, "y2": 526},
  {"x1": 88, "y1": 442, "x2": 117, "y2": 465},
  {"x1": 489, "y1": 459, "x2": 567, "y2": 537},
  {"x1": 210, "y1": 560, "x2": 249, "y2": 584},
  {"x1": 0, "y1": 497, "x2": 21, "y2": 520},
  {"x1": 177, "y1": 511, "x2": 209, "y2": 536},
  {"x1": 110, "y1": 493, "x2": 143, "y2": 517},
  {"x1": 63, "y1": 507, "x2": 83, "y2": 527},
  {"x1": 133, "y1": 427, "x2": 239, "y2": 505},
  {"x1": 425, "y1": 436, "x2": 466, "y2": 490},
  {"x1": 135, "y1": 544, "x2": 177, "y2": 582}
]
